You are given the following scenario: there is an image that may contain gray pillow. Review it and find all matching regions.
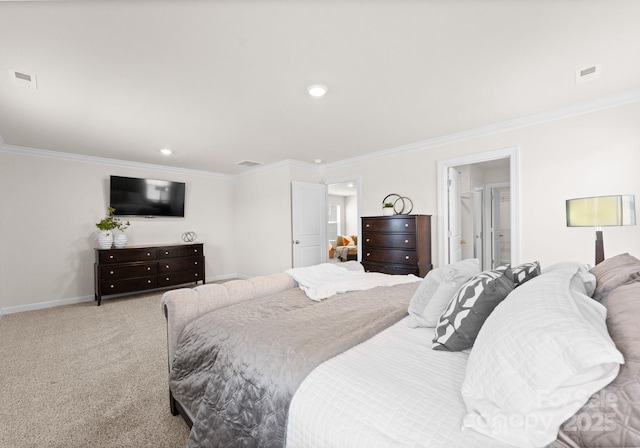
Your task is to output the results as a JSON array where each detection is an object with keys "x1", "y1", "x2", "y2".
[
  {"x1": 557, "y1": 280, "x2": 640, "y2": 448},
  {"x1": 590, "y1": 253, "x2": 640, "y2": 301},
  {"x1": 407, "y1": 259, "x2": 480, "y2": 328},
  {"x1": 433, "y1": 265, "x2": 514, "y2": 351}
]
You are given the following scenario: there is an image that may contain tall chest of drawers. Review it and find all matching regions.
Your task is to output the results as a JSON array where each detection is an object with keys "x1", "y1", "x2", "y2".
[
  {"x1": 94, "y1": 243, "x2": 205, "y2": 305},
  {"x1": 361, "y1": 215, "x2": 432, "y2": 277}
]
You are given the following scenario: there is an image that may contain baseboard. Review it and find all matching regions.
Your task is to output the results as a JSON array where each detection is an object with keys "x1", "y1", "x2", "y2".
[
  {"x1": 1, "y1": 295, "x2": 95, "y2": 316},
  {"x1": 0, "y1": 273, "x2": 246, "y2": 317}
]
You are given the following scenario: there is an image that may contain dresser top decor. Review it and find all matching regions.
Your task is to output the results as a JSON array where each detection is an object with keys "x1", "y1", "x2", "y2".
[{"x1": 381, "y1": 194, "x2": 413, "y2": 215}]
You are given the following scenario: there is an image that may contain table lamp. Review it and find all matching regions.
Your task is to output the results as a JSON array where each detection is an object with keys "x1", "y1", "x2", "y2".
[{"x1": 566, "y1": 194, "x2": 636, "y2": 265}]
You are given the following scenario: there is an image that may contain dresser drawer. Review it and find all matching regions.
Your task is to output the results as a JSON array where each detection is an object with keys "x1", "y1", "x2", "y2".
[
  {"x1": 101, "y1": 276, "x2": 157, "y2": 294},
  {"x1": 363, "y1": 248, "x2": 416, "y2": 265},
  {"x1": 362, "y1": 233, "x2": 416, "y2": 249},
  {"x1": 100, "y1": 262, "x2": 157, "y2": 280},
  {"x1": 158, "y1": 257, "x2": 204, "y2": 273},
  {"x1": 362, "y1": 262, "x2": 419, "y2": 276},
  {"x1": 99, "y1": 248, "x2": 156, "y2": 264},
  {"x1": 157, "y1": 244, "x2": 203, "y2": 259},
  {"x1": 362, "y1": 217, "x2": 415, "y2": 233},
  {"x1": 158, "y1": 270, "x2": 203, "y2": 287}
]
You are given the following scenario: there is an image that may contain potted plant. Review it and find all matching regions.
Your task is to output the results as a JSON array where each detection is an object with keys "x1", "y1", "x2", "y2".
[
  {"x1": 95, "y1": 207, "x2": 130, "y2": 249},
  {"x1": 382, "y1": 202, "x2": 395, "y2": 216}
]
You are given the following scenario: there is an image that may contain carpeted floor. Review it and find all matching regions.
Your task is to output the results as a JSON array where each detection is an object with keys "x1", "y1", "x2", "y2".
[{"x1": 0, "y1": 291, "x2": 191, "y2": 448}]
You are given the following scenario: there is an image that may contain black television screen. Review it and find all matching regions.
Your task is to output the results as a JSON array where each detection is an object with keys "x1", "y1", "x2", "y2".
[{"x1": 109, "y1": 175, "x2": 185, "y2": 217}]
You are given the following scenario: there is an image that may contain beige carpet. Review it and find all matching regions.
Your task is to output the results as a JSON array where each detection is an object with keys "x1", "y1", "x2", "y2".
[{"x1": 0, "y1": 291, "x2": 191, "y2": 448}]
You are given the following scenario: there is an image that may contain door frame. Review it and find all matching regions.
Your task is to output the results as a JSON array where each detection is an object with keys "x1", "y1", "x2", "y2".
[{"x1": 436, "y1": 146, "x2": 520, "y2": 267}]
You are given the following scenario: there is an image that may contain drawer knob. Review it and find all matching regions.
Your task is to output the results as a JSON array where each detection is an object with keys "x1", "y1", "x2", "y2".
[
  {"x1": 147, "y1": 253, "x2": 151, "y2": 256},
  {"x1": 110, "y1": 271, "x2": 114, "y2": 275},
  {"x1": 110, "y1": 284, "x2": 115, "y2": 288},
  {"x1": 405, "y1": 224, "x2": 409, "y2": 227},
  {"x1": 194, "y1": 249, "x2": 198, "y2": 253},
  {"x1": 147, "y1": 267, "x2": 151, "y2": 271},
  {"x1": 148, "y1": 280, "x2": 152, "y2": 284},
  {"x1": 366, "y1": 253, "x2": 370, "y2": 257},
  {"x1": 405, "y1": 239, "x2": 409, "y2": 243},
  {"x1": 195, "y1": 273, "x2": 199, "y2": 277},
  {"x1": 366, "y1": 238, "x2": 370, "y2": 242},
  {"x1": 165, "y1": 251, "x2": 169, "y2": 255},
  {"x1": 166, "y1": 277, "x2": 170, "y2": 281},
  {"x1": 194, "y1": 261, "x2": 198, "y2": 265},
  {"x1": 366, "y1": 224, "x2": 370, "y2": 227},
  {"x1": 109, "y1": 255, "x2": 114, "y2": 259},
  {"x1": 166, "y1": 265, "x2": 170, "y2": 268},
  {"x1": 405, "y1": 256, "x2": 410, "y2": 260}
]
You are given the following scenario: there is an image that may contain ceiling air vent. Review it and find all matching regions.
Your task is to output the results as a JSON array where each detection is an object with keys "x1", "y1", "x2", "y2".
[
  {"x1": 9, "y1": 69, "x2": 38, "y2": 89},
  {"x1": 575, "y1": 64, "x2": 601, "y2": 84},
  {"x1": 236, "y1": 160, "x2": 262, "y2": 167}
]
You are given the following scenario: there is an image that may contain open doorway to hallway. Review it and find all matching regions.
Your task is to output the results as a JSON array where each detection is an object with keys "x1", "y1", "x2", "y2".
[
  {"x1": 453, "y1": 160, "x2": 510, "y2": 270},
  {"x1": 327, "y1": 181, "x2": 359, "y2": 264},
  {"x1": 437, "y1": 147, "x2": 519, "y2": 270}
]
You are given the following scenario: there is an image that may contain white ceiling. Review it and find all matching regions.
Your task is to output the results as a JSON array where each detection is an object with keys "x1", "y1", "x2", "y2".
[{"x1": 1, "y1": 1, "x2": 640, "y2": 176}]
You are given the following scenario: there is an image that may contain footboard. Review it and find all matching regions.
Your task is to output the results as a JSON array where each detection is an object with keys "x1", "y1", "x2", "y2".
[
  {"x1": 162, "y1": 273, "x2": 296, "y2": 423},
  {"x1": 162, "y1": 273, "x2": 296, "y2": 371}
]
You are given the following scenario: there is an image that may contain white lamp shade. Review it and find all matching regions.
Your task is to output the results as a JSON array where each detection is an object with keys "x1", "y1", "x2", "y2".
[{"x1": 566, "y1": 195, "x2": 636, "y2": 227}]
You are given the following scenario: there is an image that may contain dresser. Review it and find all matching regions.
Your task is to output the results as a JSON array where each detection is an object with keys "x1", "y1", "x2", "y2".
[
  {"x1": 94, "y1": 243, "x2": 204, "y2": 305},
  {"x1": 361, "y1": 215, "x2": 432, "y2": 277}
]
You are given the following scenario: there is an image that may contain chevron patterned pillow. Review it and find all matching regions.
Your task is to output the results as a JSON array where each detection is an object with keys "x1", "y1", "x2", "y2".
[
  {"x1": 512, "y1": 261, "x2": 541, "y2": 287},
  {"x1": 433, "y1": 265, "x2": 514, "y2": 351}
]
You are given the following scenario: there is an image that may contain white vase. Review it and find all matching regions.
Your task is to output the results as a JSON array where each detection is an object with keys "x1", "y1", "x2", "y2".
[
  {"x1": 98, "y1": 231, "x2": 113, "y2": 249},
  {"x1": 382, "y1": 207, "x2": 394, "y2": 216},
  {"x1": 114, "y1": 232, "x2": 128, "y2": 249}
]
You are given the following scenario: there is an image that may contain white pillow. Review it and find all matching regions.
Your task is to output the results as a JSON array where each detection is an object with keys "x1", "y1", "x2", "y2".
[
  {"x1": 407, "y1": 258, "x2": 480, "y2": 328},
  {"x1": 461, "y1": 266, "x2": 623, "y2": 448}
]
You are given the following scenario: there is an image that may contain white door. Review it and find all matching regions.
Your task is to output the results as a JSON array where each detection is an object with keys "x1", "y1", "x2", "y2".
[
  {"x1": 291, "y1": 181, "x2": 327, "y2": 268},
  {"x1": 448, "y1": 167, "x2": 462, "y2": 263}
]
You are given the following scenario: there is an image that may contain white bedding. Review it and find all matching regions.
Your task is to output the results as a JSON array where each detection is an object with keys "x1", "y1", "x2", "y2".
[
  {"x1": 286, "y1": 263, "x2": 421, "y2": 301},
  {"x1": 286, "y1": 316, "x2": 513, "y2": 448}
]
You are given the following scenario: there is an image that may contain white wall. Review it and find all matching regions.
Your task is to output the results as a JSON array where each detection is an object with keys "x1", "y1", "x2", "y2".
[
  {"x1": 2, "y1": 100, "x2": 639, "y2": 314},
  {"x1": 321, "y1": 101, "x2": 640, "y2": 268},
  {"x1": 232, "y1": 162, "x2": 319, "y2": 278},
  {"x1": 0, "y1": 150, "x2": 234, "y2": 312}
]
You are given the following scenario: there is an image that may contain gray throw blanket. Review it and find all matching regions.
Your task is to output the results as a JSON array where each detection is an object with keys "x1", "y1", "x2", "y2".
[{"x1": 170, "y1": 282, "x2": 418, "y2": 448}]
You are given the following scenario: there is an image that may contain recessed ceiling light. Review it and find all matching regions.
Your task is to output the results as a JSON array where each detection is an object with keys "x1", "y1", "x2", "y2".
[
  {"x1": 160, "y1": 148, "x2": 172, "y2": 155},
  {"x1": 307, "y1": 84, "x2": 328, "y2": 97},
  {"x1": 314, "y1": 159, "x2": 323, "y2": 164}
]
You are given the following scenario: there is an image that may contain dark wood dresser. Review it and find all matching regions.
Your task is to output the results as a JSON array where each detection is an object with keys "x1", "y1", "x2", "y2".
[
  {"x1": 94, "y1": 243, "x2": 205, "y2": 305},
  {"x1": 361, "y1": 215, "x2": 432, "y2": 277}
]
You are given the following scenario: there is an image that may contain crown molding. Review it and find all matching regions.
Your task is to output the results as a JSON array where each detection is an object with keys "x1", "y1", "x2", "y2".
[
  {"x1": 320, "y1": 88, "x2": 640, "y2": 171},
  {"x1": 0, "y1": 139, "x2": 317, "y2": 179},
  {"x1": 0, "y1": 143, "x2": 233, "y2": 179},
  {"x1": 2, "y1": 88, "x2": 640, "y2": 178}
]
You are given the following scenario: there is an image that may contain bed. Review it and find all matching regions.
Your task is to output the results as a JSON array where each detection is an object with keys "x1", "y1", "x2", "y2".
[{"x1": 162, "y1": 254, "x2": 640, "y2": 448}]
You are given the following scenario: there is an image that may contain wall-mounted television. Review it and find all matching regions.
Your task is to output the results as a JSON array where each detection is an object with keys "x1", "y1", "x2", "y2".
[{"x1": 109, "y1": 175, "x2": 185, "y2": 217}]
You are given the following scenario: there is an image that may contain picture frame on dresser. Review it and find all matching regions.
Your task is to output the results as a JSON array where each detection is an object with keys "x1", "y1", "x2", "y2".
[{"x1": 94, "y1": 243, "x2": 205, "y2": 305}]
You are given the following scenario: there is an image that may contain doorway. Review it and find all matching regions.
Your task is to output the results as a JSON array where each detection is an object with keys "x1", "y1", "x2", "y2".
[
  {"x1": 326, "y1": 179, "x2": 359, "y2": 263},
  {"x1": 437, "y1": 147, "x2": 519, "y2": 270}
]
